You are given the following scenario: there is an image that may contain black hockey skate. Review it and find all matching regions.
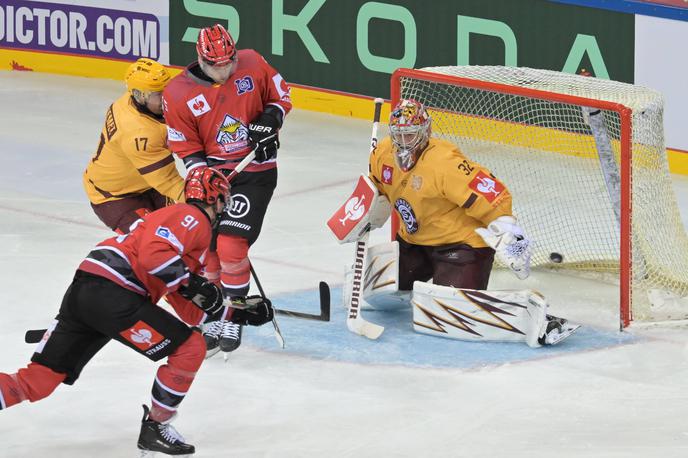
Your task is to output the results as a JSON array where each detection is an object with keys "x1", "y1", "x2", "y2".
[
  {"x1": 201, "y1": 321, "x2": 222, "y2": 359},
  {"x1": 538, "y1": 316, "x2": 581, "y2": 346},
  {"x1": 219, "y1": 320, "x2": 242, "y2": 353},
  {"x1": 137, "y1": 405, "x2": 195, "y2": 456}
]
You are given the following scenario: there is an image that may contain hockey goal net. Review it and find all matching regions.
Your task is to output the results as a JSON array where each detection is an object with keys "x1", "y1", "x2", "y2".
[{"x1": 391, "y1": 66, "x2": 688, "y2": 328}]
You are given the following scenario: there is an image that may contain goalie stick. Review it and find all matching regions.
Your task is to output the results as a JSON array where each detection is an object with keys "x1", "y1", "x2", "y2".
[{"x1": 345, "y1": 98, "x2": 385, "y2": 340}]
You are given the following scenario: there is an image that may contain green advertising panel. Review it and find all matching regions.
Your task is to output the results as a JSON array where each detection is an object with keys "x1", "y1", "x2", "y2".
[{"x1": 170, "y1": 0, "x2": 634, "y2": 98}]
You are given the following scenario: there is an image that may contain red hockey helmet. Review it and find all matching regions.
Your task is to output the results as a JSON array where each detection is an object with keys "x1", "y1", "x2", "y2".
[
  {"x1": 196, "y1": 24, "x2": 236, "y2": 66},
  {"x1": 389, "y1": 99, "x2": 432, "y2": 171},
  {"x1": 184, "y1": 167, "x2": 229, "y2": 206}
]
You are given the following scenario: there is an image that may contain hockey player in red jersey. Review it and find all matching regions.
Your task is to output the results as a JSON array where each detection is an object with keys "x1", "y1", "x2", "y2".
[
  {"x1": 0, "y1": 168, "x2": 274, "y2": 456},
  {"x1": 162, "y1": 23, "x2": 292, "y2": 357}
]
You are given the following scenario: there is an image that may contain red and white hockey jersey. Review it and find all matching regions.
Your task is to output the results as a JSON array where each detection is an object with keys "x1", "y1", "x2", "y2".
[
  {"x1": 77, "y1": 203, "x2": 214, "y2": 325},
  {"x1": 162, "y1": 49, "x2": 292, "y2": 173}
]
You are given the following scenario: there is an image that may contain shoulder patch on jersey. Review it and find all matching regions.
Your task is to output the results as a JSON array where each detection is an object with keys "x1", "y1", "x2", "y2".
[
  {"x1": 166, "y1": 126, "x2": 186, "y2": 142},
  {"x1": 234, "y1": 76, "x2": 254, "y2": 95},
  {"x1": 105, "y1": 105, "x2": 117, "y2": 140},
  {"x1": 395, "y1": 198, "x2": 419, "y2": 234},
  {"x1": 155, "y1": 226, "x2": 185, "y2": 253},
  {"x1": 469, "y1": 171, "x2": 505, "y2": 203},
  {"x1": 381, "y1": 165, "x2": 394, "y2": 184},
  {"x1": 187, "y1": 94, "x2": 211, "y2": 117}
]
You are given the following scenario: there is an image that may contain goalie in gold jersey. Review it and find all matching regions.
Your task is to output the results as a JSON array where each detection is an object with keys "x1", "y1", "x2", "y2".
[
  {"x1": 83, "y1": 58, "x2": 184, "y2": 234},
  {"x1": 349, "y1": 99, "x2": 579, "y2": 346}
]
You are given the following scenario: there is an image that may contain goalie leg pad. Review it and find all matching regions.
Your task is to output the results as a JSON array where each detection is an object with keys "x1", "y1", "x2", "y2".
[
  {"x1": 411, "y1": 281, "x2": 549, "y2": 347},
  {"x1": 343, "y1": 241, "x2": 407, "y2": 310}
]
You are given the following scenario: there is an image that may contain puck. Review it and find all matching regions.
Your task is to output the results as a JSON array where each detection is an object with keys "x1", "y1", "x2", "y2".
[{"x1": 550, "y1": 252, "x2": 563, "y2": 263}]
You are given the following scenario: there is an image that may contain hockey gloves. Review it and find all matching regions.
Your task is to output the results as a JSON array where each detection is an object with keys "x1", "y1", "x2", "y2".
[
  {"x1": 475, "y1": 215, "x2": 532, "y2": 280},
  {"x1": 179, "y1": 273, "x2": 224, "y2": 315},
  {"x1": 248, "y1": 110, "x2": 281, "y2": 163},
  {"x1": 231, "y1": 296, "x2": 275, "y2": 326}
]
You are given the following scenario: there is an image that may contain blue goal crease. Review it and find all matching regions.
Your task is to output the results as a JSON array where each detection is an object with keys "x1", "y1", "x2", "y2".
[{"x1": 241, "y1": 286, "x2": 636, "y2": 370}]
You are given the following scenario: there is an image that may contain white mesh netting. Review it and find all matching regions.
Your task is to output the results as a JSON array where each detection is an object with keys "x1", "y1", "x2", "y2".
[{"x1": 397, "y1": 66, "x2": 688, "y2": 322}]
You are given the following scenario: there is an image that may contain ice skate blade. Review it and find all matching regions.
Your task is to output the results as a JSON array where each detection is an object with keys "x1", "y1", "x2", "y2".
[
  {"x1": 204, "y1": 346, "x2": 221, "y2": 360},
  {"x1": 139, "y1": 450, "x2": 193, "y2": 457},
  {"x1": 545, "y1": 324, "x2": 581, "y2": 346}
]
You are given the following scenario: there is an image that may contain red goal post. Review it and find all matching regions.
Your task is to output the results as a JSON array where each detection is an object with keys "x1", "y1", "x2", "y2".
[{"x1": 390, "y1": 66, "x2": 688, "y2": 329}]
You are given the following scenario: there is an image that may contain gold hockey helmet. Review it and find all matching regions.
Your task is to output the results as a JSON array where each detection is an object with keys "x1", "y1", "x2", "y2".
[{"x1": 124, "y1": 58, "x2": 170, "y2": 93}]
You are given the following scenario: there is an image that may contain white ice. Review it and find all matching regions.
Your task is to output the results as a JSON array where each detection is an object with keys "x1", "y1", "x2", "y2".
[{"x1": 1, "y1": 72, "x2": 687, "y2": 457}]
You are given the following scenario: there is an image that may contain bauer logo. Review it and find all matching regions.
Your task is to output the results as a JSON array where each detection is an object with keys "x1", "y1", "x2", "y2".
[
  {"x1": 469, "y1": 171, "x2": 505, "y2": 203},
  {"x1": 0, "y1": 0, "x2": 160, "y2": 60},
  {"x1": 166, "y1": 126, "x2": 186, "y2": 142},
  {"x1": 120, "y1": 321, "x2": 164, "y2": 351},
  {"x1": 187, "y1": 94, "x2": 211, "y2": 117}
]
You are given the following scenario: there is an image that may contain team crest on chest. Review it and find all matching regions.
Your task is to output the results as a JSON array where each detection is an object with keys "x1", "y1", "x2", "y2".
[
  {"x1": 235, "y1": 76, "x2": 254, "y2": 95},
  {"x1": 381, "y1": 165, "x2": 394, "y2": 184},
  {"x1": 187, "y1": 94, "x2": 211, "y2": 117},
  {"x1": 216, "y1": 114, "x2": 250, "y2": 152},
  {"x1": 395, "y1": 198, "x2": 419, "y2": 234}
]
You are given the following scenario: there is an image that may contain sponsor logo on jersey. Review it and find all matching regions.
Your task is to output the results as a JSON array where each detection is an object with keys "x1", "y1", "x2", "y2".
[
  {"x1": 411, "y1": 175, "x2": 423, "y2": 191},
  {"x1": 120, "y1": 320, "x2": 164, "y2": 351},
  {"x1": 272, "y1": 73, "x2": 291, "y2": 101},
  {"x1": 381, "y1": 165, "x2": 393, "y2": 184},
  {"x1": 234, "y1": 76, "x2": 254, "y2": 95},
  {"x1": 227, "y1": 193, "x2": 251, "y2": 218},
  {"x1": 166, "y1": 126, "x2": 186, "y2": 142},
  {"x1": 469, "y1": 171, "x2": 505, "y2": 203},
  {"x1": 155, "y1": 226, "x2": 184, "y2": 252},
  {"x1": 216, "y1": 114, "x2": 250, "y2": 153},
  {"x1": 105, "y1": 105, "x2": 117, "y2": 140},
  {"x1": 186, "y1": 94, "x2": 211, "y2": 117},
  {"x1": 395, "y1": 198, "x2": 419, "y2": 234}
]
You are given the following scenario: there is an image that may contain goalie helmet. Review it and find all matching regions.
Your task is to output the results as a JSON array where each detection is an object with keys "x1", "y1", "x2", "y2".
[
  {"x1": 184, "y1": 168, "x2": 230, "y2": 206},
  {"x1": 196, "y1": 24, "x2": 237, "y2": 66},
  {"x1": 389, "y1": 99, "x2": 431, "y2": 171},
  {"x1": 124, "y1": 58, "x2": 170, "y2": 93}
]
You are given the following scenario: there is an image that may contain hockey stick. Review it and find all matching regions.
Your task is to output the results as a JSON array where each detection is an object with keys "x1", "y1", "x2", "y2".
[
  {"x1": 24, "y1": 282, "x2": 330, "y2": 344},
  {"x1": 249, "y1": 263, "x2": 285, "y2": 348},
  {"x1": 275, "y1": 281, "x2": 331, "y2": 321},
  {"x1": 226, "y1": 150, "x2": 256, "y2": 182},
  {"x1": 345, "y1": 98, "x2": 385, "y2": 340}
]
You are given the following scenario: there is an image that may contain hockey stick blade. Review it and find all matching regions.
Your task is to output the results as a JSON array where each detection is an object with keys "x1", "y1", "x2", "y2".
[
  {"x1": 25, "y1": 329, "x2": 46, "y2": 344},
  {"x1": 347, "y1": 318, "x2": 384, "y2": 340},
  {"x1": 274, "y1": 281, "x2": 331, "y2": 321}
]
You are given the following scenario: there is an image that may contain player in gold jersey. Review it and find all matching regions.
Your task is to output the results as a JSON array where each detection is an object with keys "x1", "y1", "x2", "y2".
[
  {"x1": 369, "y1": 99, "x2": 527, "y2": 290},
  {"x1": 84, "y1": 58, "x2": 184, "y2": 234},
  {"x1": 357, "y1": 99, "x2": 578, "y2": 346}
]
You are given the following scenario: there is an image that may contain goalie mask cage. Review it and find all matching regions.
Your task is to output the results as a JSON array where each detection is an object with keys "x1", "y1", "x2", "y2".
[{"x1": 391, "y1": 66, "x2": 688, "y2": 328}]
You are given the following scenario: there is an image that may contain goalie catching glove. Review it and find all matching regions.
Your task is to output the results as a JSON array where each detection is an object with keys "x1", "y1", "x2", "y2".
[
  {"x1": 248, "y1": 107, "x2": 282, "y2": 162},
  {"x1": 179, "y1": 273, "x2": 224, "y2": 315},
  {"x1": 475, "y1": 216, "x2": 532, "y2": 279}
]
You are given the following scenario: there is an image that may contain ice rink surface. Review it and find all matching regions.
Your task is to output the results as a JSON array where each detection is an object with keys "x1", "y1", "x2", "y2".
[{"x1": 1, "y1": 72, "x2": 687, "y2": 457}]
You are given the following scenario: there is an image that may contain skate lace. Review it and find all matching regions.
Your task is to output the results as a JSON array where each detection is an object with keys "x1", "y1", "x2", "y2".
[
  {"x1": 221, "y1": 321, "x2": 241, "y2": 339},
  {"x1": 203, "y1": 320, "x2": 223, "y2": 339},
  {"x1": 159, "y1": 423, "x2": 185, "y2": 445}
]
